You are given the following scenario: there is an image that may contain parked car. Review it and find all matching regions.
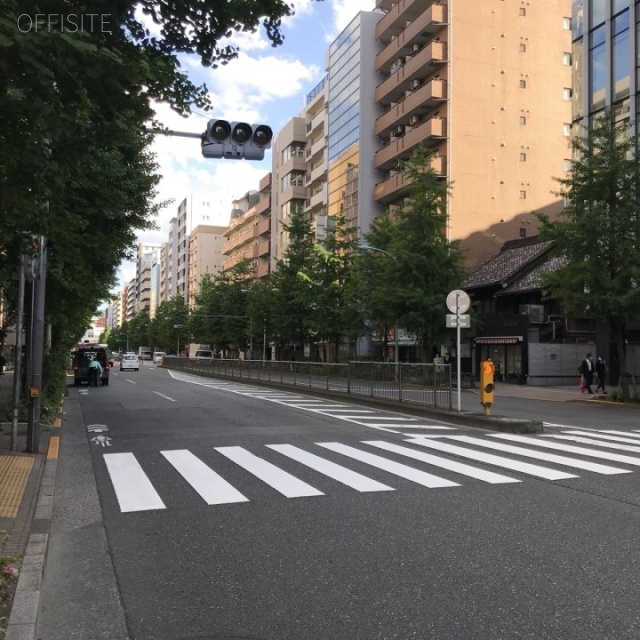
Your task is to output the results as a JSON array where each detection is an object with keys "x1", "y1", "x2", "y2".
[
  {"x1": 153, "y1": 352, "x2": 166, "y2": 364},
  {"x1": 120, "y1": 353, "x2": 140, "y2": 371},
  {"x1": 72, "y1": 347, "x2": 110, "y2": 386}
]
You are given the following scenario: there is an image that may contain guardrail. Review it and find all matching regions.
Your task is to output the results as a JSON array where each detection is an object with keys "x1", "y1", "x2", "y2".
[{"x1": 163, "y1": 358, "x2": 452, "y2": 409}]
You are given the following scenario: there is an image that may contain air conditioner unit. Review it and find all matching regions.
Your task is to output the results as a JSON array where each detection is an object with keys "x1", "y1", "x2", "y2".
[
  {"x1": 410, "y1": 78, "x2": 422, "y2": 90},
  {"x1": 409, "y1": 115, "x2": 420, "y2": 126},
  {"x1": 519, "y1": 304, "x2": 545, "y2": 323},
  {"x1": 392, "y1": 125, "x2": 405, "y2": 137},
  {"x1": 412, "y1": 43, "x2": 422, "y2": 54},
  {"x1": 396, "y1": 56, "x2": 405, "y2": 67}
]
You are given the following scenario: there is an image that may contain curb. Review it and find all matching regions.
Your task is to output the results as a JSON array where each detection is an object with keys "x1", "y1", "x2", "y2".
[{"x1": 5, "y1": 458, "x2": 56, "y2": 640}]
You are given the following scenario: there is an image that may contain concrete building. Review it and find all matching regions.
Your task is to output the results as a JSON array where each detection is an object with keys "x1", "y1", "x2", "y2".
[
  {"x1": 188, "y1": 224, "x2": 227, "y2": 308},
  {"x1": 372, "y1": 0, "x2": 573, "y2": 268},
  {"x1": 327, "y1": 11, "x2": 385, "y2": 239},
  {"x1": 135, "y1": 243, "x2": 161, "y2": 314},
  {"x1": 222, "y1": 175, "x2": 272, "y2": 279},
  {"x1": 126, "y1": 278, "x2": 136, "y2": 321}
]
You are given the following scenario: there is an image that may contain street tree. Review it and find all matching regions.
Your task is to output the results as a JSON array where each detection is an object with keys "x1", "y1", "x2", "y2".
[
  {"x1": 268, "y1": 208, "x2": 317, "y2": 358},
  {"x1": 359, "y1": 146, "x2": 466, "y2": 361},
  {"x1": 538, "y1": 108, "x2": 640, "y2": 401},
  {"x1": 148, "y1": 297, "x2": 191, "y2": 354}
]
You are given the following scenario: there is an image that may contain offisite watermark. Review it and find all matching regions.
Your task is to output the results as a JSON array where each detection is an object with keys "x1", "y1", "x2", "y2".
[{"x1": 17, "y1": 14, "x2": 113, "y2": 34}]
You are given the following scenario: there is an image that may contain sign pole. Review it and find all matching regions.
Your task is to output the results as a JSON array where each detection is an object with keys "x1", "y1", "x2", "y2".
[{"x1": 456, "y1": 294, "x2": 461, "y2": 412}]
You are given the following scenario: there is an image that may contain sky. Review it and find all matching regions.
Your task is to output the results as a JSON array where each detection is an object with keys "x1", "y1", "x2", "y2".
[{"x1": 116, "y1": 0, "x2": 377, "y2": 291}]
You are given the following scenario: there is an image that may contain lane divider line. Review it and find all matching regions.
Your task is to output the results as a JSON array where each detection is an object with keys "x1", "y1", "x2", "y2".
[{"x1": 153, "y1": 391, "x2": 176, "y2": 402}]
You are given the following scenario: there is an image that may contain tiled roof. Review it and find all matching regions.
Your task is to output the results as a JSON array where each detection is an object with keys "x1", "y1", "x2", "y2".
[
  {"x1": 462, "y1": 239, "x2": 554, "y2": 290},
  {"x1": 498, "y1": 255, "x2": 566, "y2": 294}
]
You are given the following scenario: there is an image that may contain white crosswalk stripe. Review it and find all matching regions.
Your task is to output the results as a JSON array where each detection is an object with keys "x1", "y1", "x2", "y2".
[
  {"x1": 561, "y1": 430, "x2": 640, "y2": 445},
  {"x1": 214, "y1": 446, "x2": 324, "y2": 498},
  {"x1": 101, "y1": 430, "x2": 640, "y2": 513},
  {"x1": 161, "y1": 450, "x2": 249, "y2": 505},
  {"x1": 266, "y1": 444, "x2": 395, "y2": 492},
  {"x1": 450, "y1": 435, "x2": 630, "y2": 475}
]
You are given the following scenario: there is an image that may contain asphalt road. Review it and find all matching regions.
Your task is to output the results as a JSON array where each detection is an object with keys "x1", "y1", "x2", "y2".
[{"x1": 37, "y1": 363, "x2": 640, "y2": 640}]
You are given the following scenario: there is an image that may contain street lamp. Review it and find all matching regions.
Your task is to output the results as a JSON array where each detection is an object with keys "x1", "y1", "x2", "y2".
[
  {"x1": 241, "y1": 289, "x2": 267, "y2": 364},
  {"x1": 358, "y1": 243, "x2": 400, "y2": 372},
  {"x1": 173, "y1": 325, "x2": 186, "y2": 356}
]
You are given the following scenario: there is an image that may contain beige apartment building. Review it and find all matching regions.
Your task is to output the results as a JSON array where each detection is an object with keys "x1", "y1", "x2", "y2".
[
  {"x1": 187, "y1": 224, "x2": 227, "y2": 308},
  {"x1": 373, "y1": 0, "x2": 573, "y2": 267},
  {"x1": 222, "y1": 174, "x2": 272, "y2": 278}
]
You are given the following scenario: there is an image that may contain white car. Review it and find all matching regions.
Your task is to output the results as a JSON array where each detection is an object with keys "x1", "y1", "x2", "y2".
[
  {"x1": 153, "y1": 352, "x2": 166, "y2": 364},
  {"x1": 120, "y1": 353, "x2": 140, "y2": 371}
]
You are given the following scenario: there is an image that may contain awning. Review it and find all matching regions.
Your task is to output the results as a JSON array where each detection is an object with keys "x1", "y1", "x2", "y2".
[{"x1": 474, "y1": 336, "x2": 522, "y2": 345}]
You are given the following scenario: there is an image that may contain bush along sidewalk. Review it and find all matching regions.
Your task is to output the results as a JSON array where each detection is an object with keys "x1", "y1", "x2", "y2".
[{"x1": 0, "y1": 530, "x2": 20, "y2": 638}]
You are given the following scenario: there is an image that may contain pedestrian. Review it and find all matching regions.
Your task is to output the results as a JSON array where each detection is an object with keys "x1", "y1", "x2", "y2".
[
  {"x1": 579, "y1": 353, "x2": 595, "y2": 394},
  {"x1": 88, "y1": 356, "x2": 103, "y2": 387},
  {"x1": 595, "y1": 356, "x2": 607, "y2": 394},
  {"x1": 0, "y1": 352, "x2": 5, "y2": 375}
]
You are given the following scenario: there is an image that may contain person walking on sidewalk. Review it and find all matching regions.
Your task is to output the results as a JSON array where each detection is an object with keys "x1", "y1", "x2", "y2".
[
  {"x1": 579, "y1": 353, "x2": 595, "y2": 394},
  {"x1": 596, "y1": 356, "x2": 607, "y2": 393}
]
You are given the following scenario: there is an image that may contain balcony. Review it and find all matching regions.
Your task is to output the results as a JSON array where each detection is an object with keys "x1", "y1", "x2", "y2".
[
  {"x1": 376, "y1": 3, "x2": 446, "y2": 52},
  {"x1": 257, "y1": 262, "x2": 270, "y2": 278},
  {"x1": 374, "y1": 118, "x2": 446, "y2": 171},
  {"x1": 308, "y1": 109, "x2": 325, "y2": 137},
  {"x1": 374, "y1": 155, "x2": 446, "y2": 203},
  {"x1": 308, "y1": 135, "x2": 325, "y2": 163},
  {"x1": 308, "y1": 161, "x2": 326, "y2": 186},
  {"x1": 256, "y1": 240, "x2": 270, "y2": 257},
  {"x1": 307, "y1": 188, "x2": 326, "y2": 211},
  {"x1": 257, "y1": 216, "x2": 270, "y2": 236},
  {"x1": 374, "y1": 79, "x2": 446, "y2": 136},
  {"x1": 255, "y1": 195, "x2": 270, "y2": 215},
  {"x1": 375, "y1": 41, "x2": 447, "y2": 105}
]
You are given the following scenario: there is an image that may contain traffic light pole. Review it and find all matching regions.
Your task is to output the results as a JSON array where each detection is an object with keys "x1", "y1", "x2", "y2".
[{"x1": 143, "y1": 127, "x2": 203, "y2": 139}]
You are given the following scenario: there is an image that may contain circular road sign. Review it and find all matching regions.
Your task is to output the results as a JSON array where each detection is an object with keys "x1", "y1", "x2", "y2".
[{"x1": 446, "y1": 289, "x2": 471, "y2": 314}]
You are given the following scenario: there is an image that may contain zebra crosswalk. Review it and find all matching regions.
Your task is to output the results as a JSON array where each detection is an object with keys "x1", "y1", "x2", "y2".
[
  {"x1": 167, "y1": 371, "x2": 455, "y2": 434},
  {"x1": 101, "y1": 429, "x2": 640, "y2": 513}
]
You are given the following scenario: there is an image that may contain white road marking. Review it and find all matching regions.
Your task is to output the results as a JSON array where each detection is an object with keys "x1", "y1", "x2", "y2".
[
  {"x1": 449, "y1": 435, "x2": 629, "y2": 475},
  {"x1": 543, "y1": 434, "x2": 640, "y2": 454},
  {"x1": 408, "y1": 438, "x2": 577, "y2": 481},
  {"x1": 153, "y1": 391, "x2": 176, "y2": 402},
  {"x1": 215, "y1": 446, "x2": 324, "y2": 498},
  {"x1": 103, "y1": 453, "x2": 166, "y2": 512},
  {"x1": 126, "y1": 379, "x2": 137, "y2": 384},
  {"x1": 161, "y1": 450, "x2": 248, "y2": 504},
  {"x1": 491, "y1": 434, "x2": 640, "y2": 468},
  {"x1": 267, "y1": 444, "x2": 395, "y2": 492},
  {"x1": 364, "y1": 441, "x2": 520, "y2": 484},
  {"x1": 317, "y1": 442, "x2": 459, "y2": 488},
  {"x1": 561, "y1": 430, "x2": 640, "y2": 445}
]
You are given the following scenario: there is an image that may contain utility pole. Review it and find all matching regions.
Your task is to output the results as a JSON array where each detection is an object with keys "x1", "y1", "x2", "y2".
[
  {"x1": 10, "y1": 257, "x2": 26, "y2": 451},
  {"x1": 27, "y1": 235, "x2": 47, "y2": 453}
]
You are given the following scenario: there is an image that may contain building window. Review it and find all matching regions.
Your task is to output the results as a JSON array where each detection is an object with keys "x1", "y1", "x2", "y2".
[
  {"x1": 519, "y1": 8, "x2": 526, "y2": 16},
  {"x1": 282, "y1": 142, "x2": 305, "y2": 162},
  {"x1": 563, "y1": 17, "x2": 571, "y2": 30},
  {"x1": 519, "y1": 43, "x2": 526, "y2": 52},
  {"x1": 519, "y1": 228, "x2": 527, "y2": 238},
  {"x1": 563, "y1": 123, "x2": 572, "y2": 136},
  {"x1": 520, "y1": 153, "x2": 527, "y2": 161},
  {"x1": 563, "y1": 87, "x2": 572, "y2": 100},
  {"x1": 520, "y1": 191, "x2": 527, "y2": 199},
  {"x1": 563, "y1": 52, "x2": 572, "y2": 65},
  {"x1": 520, "y1": 116, "x2": 527, "y2": 125},
  {"x1": 563, "y1": 159, "x2": 572, "y2": 171},
  {"x1": 520, "y1": 79, "x2": 527, "y2": 88}
]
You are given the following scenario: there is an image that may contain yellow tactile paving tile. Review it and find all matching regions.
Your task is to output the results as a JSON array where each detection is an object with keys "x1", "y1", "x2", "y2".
[
  {"x1": 0, "y1": 455, "x2": 35, "y2": 518},
  {"x1": 47, "y1": 436, "x2": 59, "y2": 460}
]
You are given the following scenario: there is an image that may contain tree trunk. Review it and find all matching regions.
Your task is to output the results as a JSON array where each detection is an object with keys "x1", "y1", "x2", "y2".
[{"x1": 613, "y1": 318, "x2": 629, "y2": 401}]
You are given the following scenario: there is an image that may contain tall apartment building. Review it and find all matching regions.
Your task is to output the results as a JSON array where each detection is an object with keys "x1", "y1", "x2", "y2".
[
  {"x1": 571, "y1": 0, "x2": 635, "y2": 126},
  {"x1": 304, "y1": 77, "x2": 329, "y2": 243},
  {"x1": 135, "y1": 243, "x2": 161, "y2": 314},
  {"x1": 187, "y1": 224, "x2": 228, "y2": 307},
  {"x1": 373, "y1": 0, "x2": 572, "y2": 267},
  {"x1": 126, "y1": 278, "x2": 136, "y2": 321},
  {"x1": 222, "y1": 175, "x2": 272, "y2": 279}
]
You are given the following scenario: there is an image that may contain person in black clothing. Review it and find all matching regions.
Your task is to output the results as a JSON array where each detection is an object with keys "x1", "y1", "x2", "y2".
[
  {"x1": 579, "y1": 353, "x2": 595, "y2": 394},
  {"x1": 595, "y1": 356, "x2": 607, "y2": 393}
]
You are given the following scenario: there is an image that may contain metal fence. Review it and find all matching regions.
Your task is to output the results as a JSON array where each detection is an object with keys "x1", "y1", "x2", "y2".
[{"x1": 164, "y1": 358, "x2": 453, "y2": 409}]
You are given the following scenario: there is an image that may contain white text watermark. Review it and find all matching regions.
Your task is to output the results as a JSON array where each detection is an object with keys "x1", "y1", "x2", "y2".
[{"x1": 17, "y1": 14, "x2": 113, "y2": 34}]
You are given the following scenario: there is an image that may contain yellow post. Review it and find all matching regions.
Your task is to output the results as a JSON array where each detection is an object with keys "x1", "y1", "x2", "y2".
[{"x1": 480, "y1": 360, "x2": 495, "y2": 415}]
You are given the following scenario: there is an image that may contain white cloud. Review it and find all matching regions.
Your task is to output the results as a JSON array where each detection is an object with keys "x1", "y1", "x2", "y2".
[{"x1": 327, "y1": 0, "x2": 377, "y2": 41}]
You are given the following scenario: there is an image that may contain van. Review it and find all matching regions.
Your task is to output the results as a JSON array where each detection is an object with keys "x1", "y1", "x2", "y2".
[
  {"x1": 153, "y1": 352, "x2": 166, "y2": 364},
  {"x1": 72, "y1": 346, "x2": 110, "y2": 386}
]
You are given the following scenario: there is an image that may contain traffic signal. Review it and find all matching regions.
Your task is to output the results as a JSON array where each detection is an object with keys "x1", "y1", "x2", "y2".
[
  {"x1": 480, "y1": 360, "x2": 495, "y2": 410},
  {"x1": 201, "y1": 120, "x2": 273, "y2": 160}
]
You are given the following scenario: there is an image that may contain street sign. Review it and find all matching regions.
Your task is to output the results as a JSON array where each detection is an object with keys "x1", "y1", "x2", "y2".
[
  {"x1": 446, "y1": 289, "x2": 471, "y2": 314},
  {"x1": 446, "y1": 313, "x2": 470, "y2": 328}
]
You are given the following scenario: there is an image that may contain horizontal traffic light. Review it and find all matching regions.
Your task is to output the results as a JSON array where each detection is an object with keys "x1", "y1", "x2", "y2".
[{"x1": 201, "y1": 120, "x2": 273, "y2": 160}]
